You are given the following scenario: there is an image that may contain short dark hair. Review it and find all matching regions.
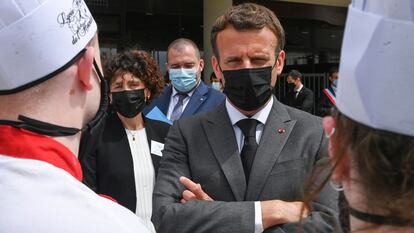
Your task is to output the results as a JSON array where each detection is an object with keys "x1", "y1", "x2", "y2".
[
  {"x1": 210, "y1": 3, "x2": 285, "y2": 60},
  {"x1": 288, "y1": 69, "x2": 302, "y2": 80},
  {"x1": 329, "y1": 66, "x2": 339, "y2": 77},
  {"x1": 104, "y1": 49, "x2": 164, "y2": 103},
  {"x1": 167, "y1": 38, "x2": 201, "y2": 62},
  {"x1": 210, "y1": 72, "x2": 217, "y2": 82}
]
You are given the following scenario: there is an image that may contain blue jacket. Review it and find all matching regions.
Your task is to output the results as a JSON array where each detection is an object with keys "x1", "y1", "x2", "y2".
[{"x1": 144, "y1": 81, "x2": 225, "y2": 120}]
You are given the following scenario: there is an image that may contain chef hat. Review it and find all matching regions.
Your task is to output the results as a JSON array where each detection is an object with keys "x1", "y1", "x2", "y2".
[
  {"x1": 0, "y1": 0, "x2": 97, "y2": 94},
  {"x1": 337, "y1": 0, "x2": 414, "y2": 137}
]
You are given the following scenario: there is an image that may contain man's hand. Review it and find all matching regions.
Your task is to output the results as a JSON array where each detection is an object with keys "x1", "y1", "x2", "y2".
[
  {"x1": 179, "y1": 176, "x2": 214, "y2": 203},
  {"x1": 261, "y1": 200, "x2": 309, "y2": 229}
]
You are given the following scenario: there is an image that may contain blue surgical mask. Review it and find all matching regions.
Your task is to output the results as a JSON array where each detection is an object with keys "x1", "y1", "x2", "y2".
[
  {"x1": 332, "y1": 79, "x2": 338, "y2": 87},
  {"x1": 211, "y1": 81, "x2": 221, "y2": 91},
  {"x1": 169, "y1": 68, "x2": 198, "y2": 93}
]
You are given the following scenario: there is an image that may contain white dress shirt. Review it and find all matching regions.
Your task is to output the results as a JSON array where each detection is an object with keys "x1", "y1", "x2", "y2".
[
  {"x1": 125, "y1": 128, "x2": 156, "y2": 233},
  {"x1": 225, "y1": 97, "x2": 274, "y2": 233}
]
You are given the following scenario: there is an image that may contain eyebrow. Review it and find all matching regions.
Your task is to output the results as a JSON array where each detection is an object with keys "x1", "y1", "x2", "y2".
[
  {"x1": 170, "y1": 62, "x2": 196, "y2": 67},
  {"x1": 224, "y1": 56, "x2": 242, "y2": 62},
  {"x1": 251, "y1": 54, "x2": 271, "y2": 59}
]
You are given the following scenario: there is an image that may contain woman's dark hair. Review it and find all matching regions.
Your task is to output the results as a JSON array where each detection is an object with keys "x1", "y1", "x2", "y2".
[
  {"x1": 304, "y1": 109, "x2": 414, "y2": 231},
  {"x1": 104, "y1": 49, "x2": 164, "y2": 103}
]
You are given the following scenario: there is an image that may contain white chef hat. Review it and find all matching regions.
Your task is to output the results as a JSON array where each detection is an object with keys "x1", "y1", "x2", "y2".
[
  {"x1": 337, "y1": 0, "x2": 414, "y2": 137},
  {"x1": 0, "y1": 0, "x2": 97, "y2": 94}
]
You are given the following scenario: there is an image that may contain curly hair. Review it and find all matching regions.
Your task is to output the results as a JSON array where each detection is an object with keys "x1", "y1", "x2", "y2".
[{"x1": 104, "y1": 49, "x2": 164, "y2": 103}]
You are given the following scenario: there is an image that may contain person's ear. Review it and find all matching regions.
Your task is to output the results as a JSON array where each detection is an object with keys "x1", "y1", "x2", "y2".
[
  {"x1": 77, "y1": 47, "x2": 95, "y2": 90},
  {"x1": 212, "y1": 55, "x2": 224, "y2": 86},
  {"x1": 275, "y1": 50, "x2": 285, "y2": 75},
  {"x1": 199, "y1": 58, "x2": 204, "y2": 72},
  {"x1": 323, "y1": 116, "x2": 350, "y2": 182},
  {"x1": 144, "y1": 88, "x2": 151, "y2": 102},
  {"x1": 165, "y1": 62, "x2": 170, "y2": 72}
]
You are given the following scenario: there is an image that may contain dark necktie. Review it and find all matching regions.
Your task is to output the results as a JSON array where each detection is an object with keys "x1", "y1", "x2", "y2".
[
  {"x1": 236, "y1": 119, "x2": 259, "y2": 182},
  {"x1": 170, "y1": 93, "x2": 187, "y2": 121}
]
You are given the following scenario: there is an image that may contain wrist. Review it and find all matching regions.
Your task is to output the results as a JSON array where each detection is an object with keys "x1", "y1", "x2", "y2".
[{"x1": 261, "y1": 200, "x2": 285, "y2": 229}]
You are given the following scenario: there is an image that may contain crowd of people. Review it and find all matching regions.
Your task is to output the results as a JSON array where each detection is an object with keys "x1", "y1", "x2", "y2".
[{"x1": 1, "y1": 0, "x2": 413, "y2": 233}]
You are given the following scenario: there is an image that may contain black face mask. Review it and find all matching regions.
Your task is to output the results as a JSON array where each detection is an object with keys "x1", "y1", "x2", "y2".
[
  {"x1": 287, "y1": 82, "x2": 296, "y2": 91},
  {"x1": 222, "y1": 66, "x2": 273, "y2": 111},
  {"x1": 111, "y1": 89, "x2": 145, "y2": 118},
  {"x1": 0, "y1": 52, "x2": 109, "y2": 161}
]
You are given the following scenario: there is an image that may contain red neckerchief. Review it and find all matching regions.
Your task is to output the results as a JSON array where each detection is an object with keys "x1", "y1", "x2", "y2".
[{"x1": 0, "y1": 125, "x2": 83, "y2": 181}]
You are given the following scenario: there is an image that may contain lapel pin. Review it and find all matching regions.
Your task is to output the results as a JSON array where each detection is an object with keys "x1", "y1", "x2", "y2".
[{"x1": 278, "y1": 128, "x2": 286, "y2": 134}]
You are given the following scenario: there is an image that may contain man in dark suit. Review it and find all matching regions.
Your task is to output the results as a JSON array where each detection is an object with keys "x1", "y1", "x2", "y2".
[
  {"x1": 285, "y1": 69, "x2": 314, "y2": 114},
  {"x1": 152, "y1": 3, "x2": 339, "y2": 233},
  {"x1": 145, "y1": 38, "x2": 225, "y2": 121}
]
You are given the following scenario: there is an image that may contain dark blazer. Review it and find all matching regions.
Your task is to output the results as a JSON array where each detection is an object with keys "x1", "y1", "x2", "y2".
[
  {"x1": 144, "y1": 81, "x2": 225, "y2": 119},
  {"x1": 81, "y1": 112, "x2": 170, "y2": 213},
  {"x1": 285, "y1": 86, "x2": 314, "y2": 114},
  {"x1": 152, "y1": 97, "x2": 340, "y2": 233}
]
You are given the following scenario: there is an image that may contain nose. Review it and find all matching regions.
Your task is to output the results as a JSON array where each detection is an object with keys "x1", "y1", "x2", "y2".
[{"x1": 241, "y1": 59, "x2": 253, "y2": 69}]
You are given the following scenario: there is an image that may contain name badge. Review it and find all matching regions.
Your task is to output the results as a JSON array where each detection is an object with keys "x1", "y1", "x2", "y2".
[{"x1": 151, "y1": 140, "x2": 164, "y2": 157}]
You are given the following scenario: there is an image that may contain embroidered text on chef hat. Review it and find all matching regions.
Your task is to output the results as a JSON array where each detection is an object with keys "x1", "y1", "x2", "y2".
[{"x1": 0, "y1": 0, "x2": 97, "y2": 94}]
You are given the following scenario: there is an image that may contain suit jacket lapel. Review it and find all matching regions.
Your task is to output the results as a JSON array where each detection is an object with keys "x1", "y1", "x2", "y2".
[
  {"x1": 104, "y1": 113, "x2": 137, "y2": 207},
  {"x1": 181, "y1": 82, "x2": 208, "y2": 118},
  {"x1": 157, "y1": 86, "x2": 173, "y2": 115},
  {"x1": 245, "y1": 97, "x2": 297, "y2": 200},
  {"x1": 201, "y1": 103, "x2": 247, "y2": 201},
  {"x1": 143, "y1": 117, "x2": 159, "y2": 176}
]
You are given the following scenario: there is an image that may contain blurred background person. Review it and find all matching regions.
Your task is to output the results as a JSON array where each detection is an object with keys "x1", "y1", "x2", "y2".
[
  {"x1": 81, "y1": 49, "x2": 169, "y2": 233},
  {"x1": 306, "y1": 1, "x2": 414, "y2": 233},
  {"x1": 284, "y1": 69, "x2": 314, "y2": 114},
  {"x1": 210, "y1": 71, "x2": 223, "y2": 92},
  {"x1": 145, "y1": 38, "x2": 225, "y2": 121},
  {"x1": 318, "y1": 66, "x2": 339, "y2": 116}
]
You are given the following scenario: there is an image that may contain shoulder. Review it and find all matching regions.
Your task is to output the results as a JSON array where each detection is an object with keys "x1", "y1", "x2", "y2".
[
  {"x1": 208, "y1": 88, "x2": 225, "y2": 101},
  {"x1": 149, "y1": 85, "x2": 173, "y2": 104},
  {"x1": 302, "y1": 86, "x2": 314, "y2": 94},
  {"x1": 159, "y1": 85, "x2": 173, "y2": 97},
  {"x1": 280, "y1": 101, "x2": 322, "y2": 129},
  {"x1": 145, "y1": 117, "x2": 171, "y2": 130},
  {"x1": 197, "y1": 82, "x2": 225, "y2": 99},
  {"x1": 0, "y1": 157, "x2": 149, "y2": 232},
  {"x1": 101, "y1": 112, "x2": 124, "y2": 140},
  {"x1": 173, "y1": 103, "x2": 224, "y2": 131}
]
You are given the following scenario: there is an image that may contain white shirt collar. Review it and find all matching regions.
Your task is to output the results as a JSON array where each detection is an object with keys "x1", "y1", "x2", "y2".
[
  {"x1": 295, "y1": 83, "x2": 304, "y2": 92},
  {"x1": 225, "y1": 96, "x2": 274, "y2": 126}
]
